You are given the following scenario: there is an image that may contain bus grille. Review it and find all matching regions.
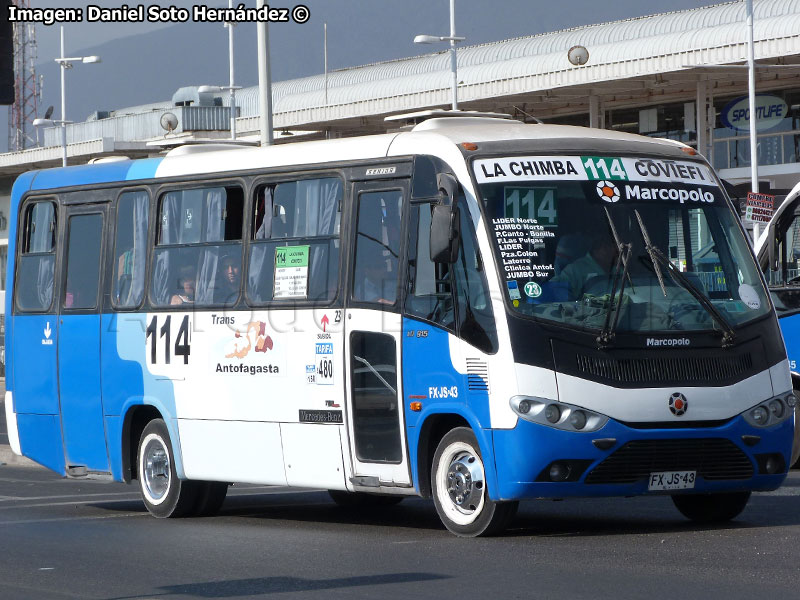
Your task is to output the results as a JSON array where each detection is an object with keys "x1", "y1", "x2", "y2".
[
  {"x1": 576, "y1": 353, "x2": 753, "y2": 385},
  {"x1": 584, "y1": 438, "x2": 754, "y2": 484}
]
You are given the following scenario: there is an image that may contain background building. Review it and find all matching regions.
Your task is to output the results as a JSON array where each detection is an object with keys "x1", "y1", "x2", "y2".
[{"x1": 0, "y1": 0, "x2": 798, "y2": 367}]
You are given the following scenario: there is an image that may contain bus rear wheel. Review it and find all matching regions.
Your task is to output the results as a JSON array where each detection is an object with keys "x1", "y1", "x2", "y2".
[
  {"x1": 431, "y1": 427, "x2": 518, "y2": 537},
  {"x1": 671, "y1": 491, "x2": 751, "y2": 523},
  {"x1": 137, "y1": 419, "x2": 199, "y2": 518}
]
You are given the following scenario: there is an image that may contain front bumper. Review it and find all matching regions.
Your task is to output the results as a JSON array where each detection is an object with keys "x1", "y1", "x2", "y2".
[{"x1": 491, "y1": 413, "x2": 793, "y2": 501}]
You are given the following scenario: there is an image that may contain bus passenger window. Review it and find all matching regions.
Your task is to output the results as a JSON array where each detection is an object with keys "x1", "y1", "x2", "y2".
[
  {"x1": 406, "y1": 204, "x2": 455, "y2": 330},
  {"x1": 352, "y1": 190, "x2": 403, "y2": 305},
  {"x1": 63, "y1": 214, "x2": 103, "y2": 310},
  {"x1": 113, "y1": 191, "x2": 149, "y2": 308},
  {"x1": 452, "y1": 205, "x2": 497, "y2": 353},
  {"x1": 150, "y1": 185, "x2": 244, "y2": 307},
  {"x1": 16, "y1": 201, "x2": 57, "y2": 311},
  {"x1": 247, "y1": 177, "x2": 342, "y2": 304}
]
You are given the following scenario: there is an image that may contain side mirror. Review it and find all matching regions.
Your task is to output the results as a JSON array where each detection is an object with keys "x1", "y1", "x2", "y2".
[
  {"x1": 430, "y1": 204, "x2": 460, "y2": 263},
  {"x1": 429, "y1": 173, "x2": 461, "y2": 263}
]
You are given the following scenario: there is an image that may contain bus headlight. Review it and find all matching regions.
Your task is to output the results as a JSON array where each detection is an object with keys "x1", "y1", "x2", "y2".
[
  {"x1": 510, "y1": 396, "x2": 608, "y2": 433},
  {"x1": 743, "y1": 393, "x2": 794, "y2": 428}
]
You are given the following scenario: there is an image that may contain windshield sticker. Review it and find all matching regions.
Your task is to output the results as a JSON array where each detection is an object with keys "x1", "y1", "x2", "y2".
[
  {"x1": 524, "y1": 281, "x2": 542, "y2": 298},
  {"x1": 738, "y1": 284, "x2": 761, "y2": 310},
  {"x1": 475, "y1": 156, "x2": 715, "y2": 186},
  {"x1": 507, "y1": 280, "x2": 522, "y2": 300}
]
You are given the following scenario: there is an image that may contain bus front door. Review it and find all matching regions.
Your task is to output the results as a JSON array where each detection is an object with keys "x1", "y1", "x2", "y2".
[
  {"x1": 57, "y1": 206, "x2": 110, "y2": 474},
  {"x1": 344, "y1": 182, "x2": 411, "y2": 488}
]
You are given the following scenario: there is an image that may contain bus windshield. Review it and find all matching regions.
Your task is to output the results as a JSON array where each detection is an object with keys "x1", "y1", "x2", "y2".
[{"x1": 475, "y1": 154, "x2": 770, "y2": 336}]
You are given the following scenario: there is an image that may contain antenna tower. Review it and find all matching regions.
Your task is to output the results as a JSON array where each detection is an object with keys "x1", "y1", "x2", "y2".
[{"x1": 7, "y1": 0, "x2": 40, "y2": 151}]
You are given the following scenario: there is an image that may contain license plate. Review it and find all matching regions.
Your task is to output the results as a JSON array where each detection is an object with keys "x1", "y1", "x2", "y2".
[{"x1": 648, "y1": 470, "x2": 696, "y2": 491}]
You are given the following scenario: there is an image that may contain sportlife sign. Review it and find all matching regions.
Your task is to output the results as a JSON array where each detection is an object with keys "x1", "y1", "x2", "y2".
[
  {"x1": 721, "y1": 94, "x2": 788, "y2": 132},
  {"x1": 474, "y1": 156, "x2": 716, "y2": 186}
]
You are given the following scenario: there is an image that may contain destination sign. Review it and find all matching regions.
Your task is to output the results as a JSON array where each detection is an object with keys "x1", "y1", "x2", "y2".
[{"x1": 474, "y1": 156, "x2": 716, "y2": 186}]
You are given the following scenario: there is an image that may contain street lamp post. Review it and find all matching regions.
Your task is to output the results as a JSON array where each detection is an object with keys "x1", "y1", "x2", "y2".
[
  {"x1": 53, "y1": 26, "x2": 101, "y2": 167},
  {"x1": 414, "y1": 0, "x2": 465, "y2": 111}
]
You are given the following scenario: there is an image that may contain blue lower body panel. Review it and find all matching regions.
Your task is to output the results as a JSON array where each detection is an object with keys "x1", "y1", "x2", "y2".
[
  {"x1": 491, "y1": 415, "x2": 793, "y2": 501},
  {"x1": 17, "y1": 414, "x2": 66, "y2": 476}
]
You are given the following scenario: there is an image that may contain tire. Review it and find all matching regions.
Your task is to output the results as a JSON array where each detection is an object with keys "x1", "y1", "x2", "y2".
[
  {"x1": 431, "y1": 427, "x2": 518, "y2": 537},
  {"x1": 328, "y1": 490, "x2": 404, "y2": 508},
  {"x1": 137, "y1": 419, "x2": 199, "y2": 518},
  {"x1": 671, "y1": 491, "x2": 751, "y2": 523},
  {"x1": 193, "y1": 482, "x2": 229, "y2": 517}
]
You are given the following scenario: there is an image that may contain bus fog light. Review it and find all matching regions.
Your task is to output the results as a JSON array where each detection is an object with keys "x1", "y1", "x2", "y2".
[
  {"x1": 549, "y1": 462, "x2": 570, "y2": 482},
  {"x1": 769, "y1": 399, "x2": 785, "y2": 419},
  {"x1": 569, "y1": 410, "x2": 587, "y2": 430},
  {"x1": 545, "y1": 404, "x2": 561, "y2": 423},
  {"x1": 786, "y1": 393, "x2": 797, "y2": 409},
  {"x1": 518, "y1": 399, "x2": 532, "y2": 414},
  {"x1": 751, "y1": 406, "x2": 769, "y2": 426},
  {"x1": 766, "y1": 455, "x2": 781, "y2": 474}
]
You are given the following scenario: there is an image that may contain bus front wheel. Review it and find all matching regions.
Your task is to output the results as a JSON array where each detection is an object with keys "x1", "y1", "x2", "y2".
[
  {"x1": 671, "y1": 491, "x2": 751, "y2": 523},
  {"x1": 431, "y1": 427, "x2": 518, "y2": 537},
  {"x1": 137, "y1": 419, "x2": 199, "y2": 518}
]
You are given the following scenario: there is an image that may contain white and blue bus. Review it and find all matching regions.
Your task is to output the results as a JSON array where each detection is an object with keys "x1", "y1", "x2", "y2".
[
  {"x1": 756, "y1": 181, "x2": 800, "y2": 466},
  {"x1": 5, "y1": 114, "x2": 795, "y2": 536}
]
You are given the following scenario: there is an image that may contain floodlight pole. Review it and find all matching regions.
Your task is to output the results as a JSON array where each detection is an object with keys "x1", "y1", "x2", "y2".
[
  {"x1": 59, "y1": 27, "x2": 67, "y2": 166},
  {"x1": 257, "y1": 0, "x2": 273, "y2": 146},
  {"x1": 414, "y1": 0, "x2": 465, "y2": 111},
  {"x1": 227, "y1": 0, "x2": 237, "y2": 140},
  {"x1": 448, "y1": 0, "x2": 458, "y2": 110},
  {"x1": 55, "y1": 26, "x2": 101, "y2": 166},
  {"x1": 747, "y1": 0, "x2": 760, "y2": 241}
]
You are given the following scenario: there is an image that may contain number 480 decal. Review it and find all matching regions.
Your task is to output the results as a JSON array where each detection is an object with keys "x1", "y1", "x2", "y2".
[{"x1": 146, "y1": 315, "x2": 191, "y2": 365}]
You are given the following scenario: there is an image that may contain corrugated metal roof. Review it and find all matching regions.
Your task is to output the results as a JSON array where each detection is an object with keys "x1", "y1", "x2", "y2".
[{"x1": 77, "y1": 0, "x2": 800, "y2": 137}]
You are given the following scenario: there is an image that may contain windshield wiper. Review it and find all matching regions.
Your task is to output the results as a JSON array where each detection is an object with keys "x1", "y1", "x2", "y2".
[
  {"x1": 634, "y1": 209, "x2": 736, "y2": 348},
  {"x1": 597, "y1": 208, "x2": 633, "y2": 348}
]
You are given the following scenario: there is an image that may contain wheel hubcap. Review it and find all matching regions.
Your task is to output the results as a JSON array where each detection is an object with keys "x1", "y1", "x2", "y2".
[
  {"x1": 143, "y1": 439, "x2": 170, "y2": 500},
  {"x1": 446, "y1": 453, "x2": 484, "y2": 511}
]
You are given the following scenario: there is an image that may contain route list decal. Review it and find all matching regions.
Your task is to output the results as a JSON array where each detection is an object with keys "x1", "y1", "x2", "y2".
[
  {"x1": 274, "y1": 245, "x2": 310, "y2": 299},
  {"x1": 493, "y1": 216, "x2": 556, "y2": 284}
]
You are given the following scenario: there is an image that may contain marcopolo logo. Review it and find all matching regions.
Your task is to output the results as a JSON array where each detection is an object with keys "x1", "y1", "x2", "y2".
[
  {"x1": 596, "y1": 180, "x2": 620, "y2": 203},
  {"x1": 669, "y1": 392, "x2": 688, "y2": 417},
  {"x1": 647, "y1": 337, "x2": 690, "y2": 347},
  {"x1": 625, "y1": 185, "x2": 714, "y2": 204}
]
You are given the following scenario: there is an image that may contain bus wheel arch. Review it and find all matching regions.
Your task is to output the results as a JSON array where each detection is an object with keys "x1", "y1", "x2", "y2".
[
  {"x1": 136, "y1": 418, "x2": 200, "y2": 518},
  {"x1": 430, "y1": 426, "x2": 518, "y2": 536},
  {"x1": 416, "y1": 413, "x2": 471, "y2": 499},
  {"x1": 122, "y1": 404, "x2": 164, "y2": 484}
]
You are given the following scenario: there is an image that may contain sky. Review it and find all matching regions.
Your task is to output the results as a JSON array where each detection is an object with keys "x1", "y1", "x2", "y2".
[{"x1": 4, "y1": 0, "x2": 729, "y2": 152}]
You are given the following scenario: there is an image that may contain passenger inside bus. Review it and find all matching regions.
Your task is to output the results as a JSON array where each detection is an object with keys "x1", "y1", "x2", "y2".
[
  {"x1": 215, "y1": 252, "x2": 241, "y2": 304},
  {"x1": 170, "y1": 264, "x2": 195, "y2": 304}
]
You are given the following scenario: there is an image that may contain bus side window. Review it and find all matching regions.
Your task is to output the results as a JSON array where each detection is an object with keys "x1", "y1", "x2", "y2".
[
  {"x1": 150, "y1": 185, "x2": 244, "y2": 307},
  {"x1": 16, "y1": 200, "x2": 57, "y2": 311},
  {"x1": 113, "y1": 191, "x2": 149, "y2": 308},
  {"x1": 405, "y1": 203, "x2": 456, "y2": 330},
  {"x1": 352, "y1": 190, "x2": 403, "y2": 305},
  {"x1": 247, "y1": 177, "x2": 342, "y2": 304},
  {"x1": 452, "y1": 205, "x2": 497, "y2": 354}
]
